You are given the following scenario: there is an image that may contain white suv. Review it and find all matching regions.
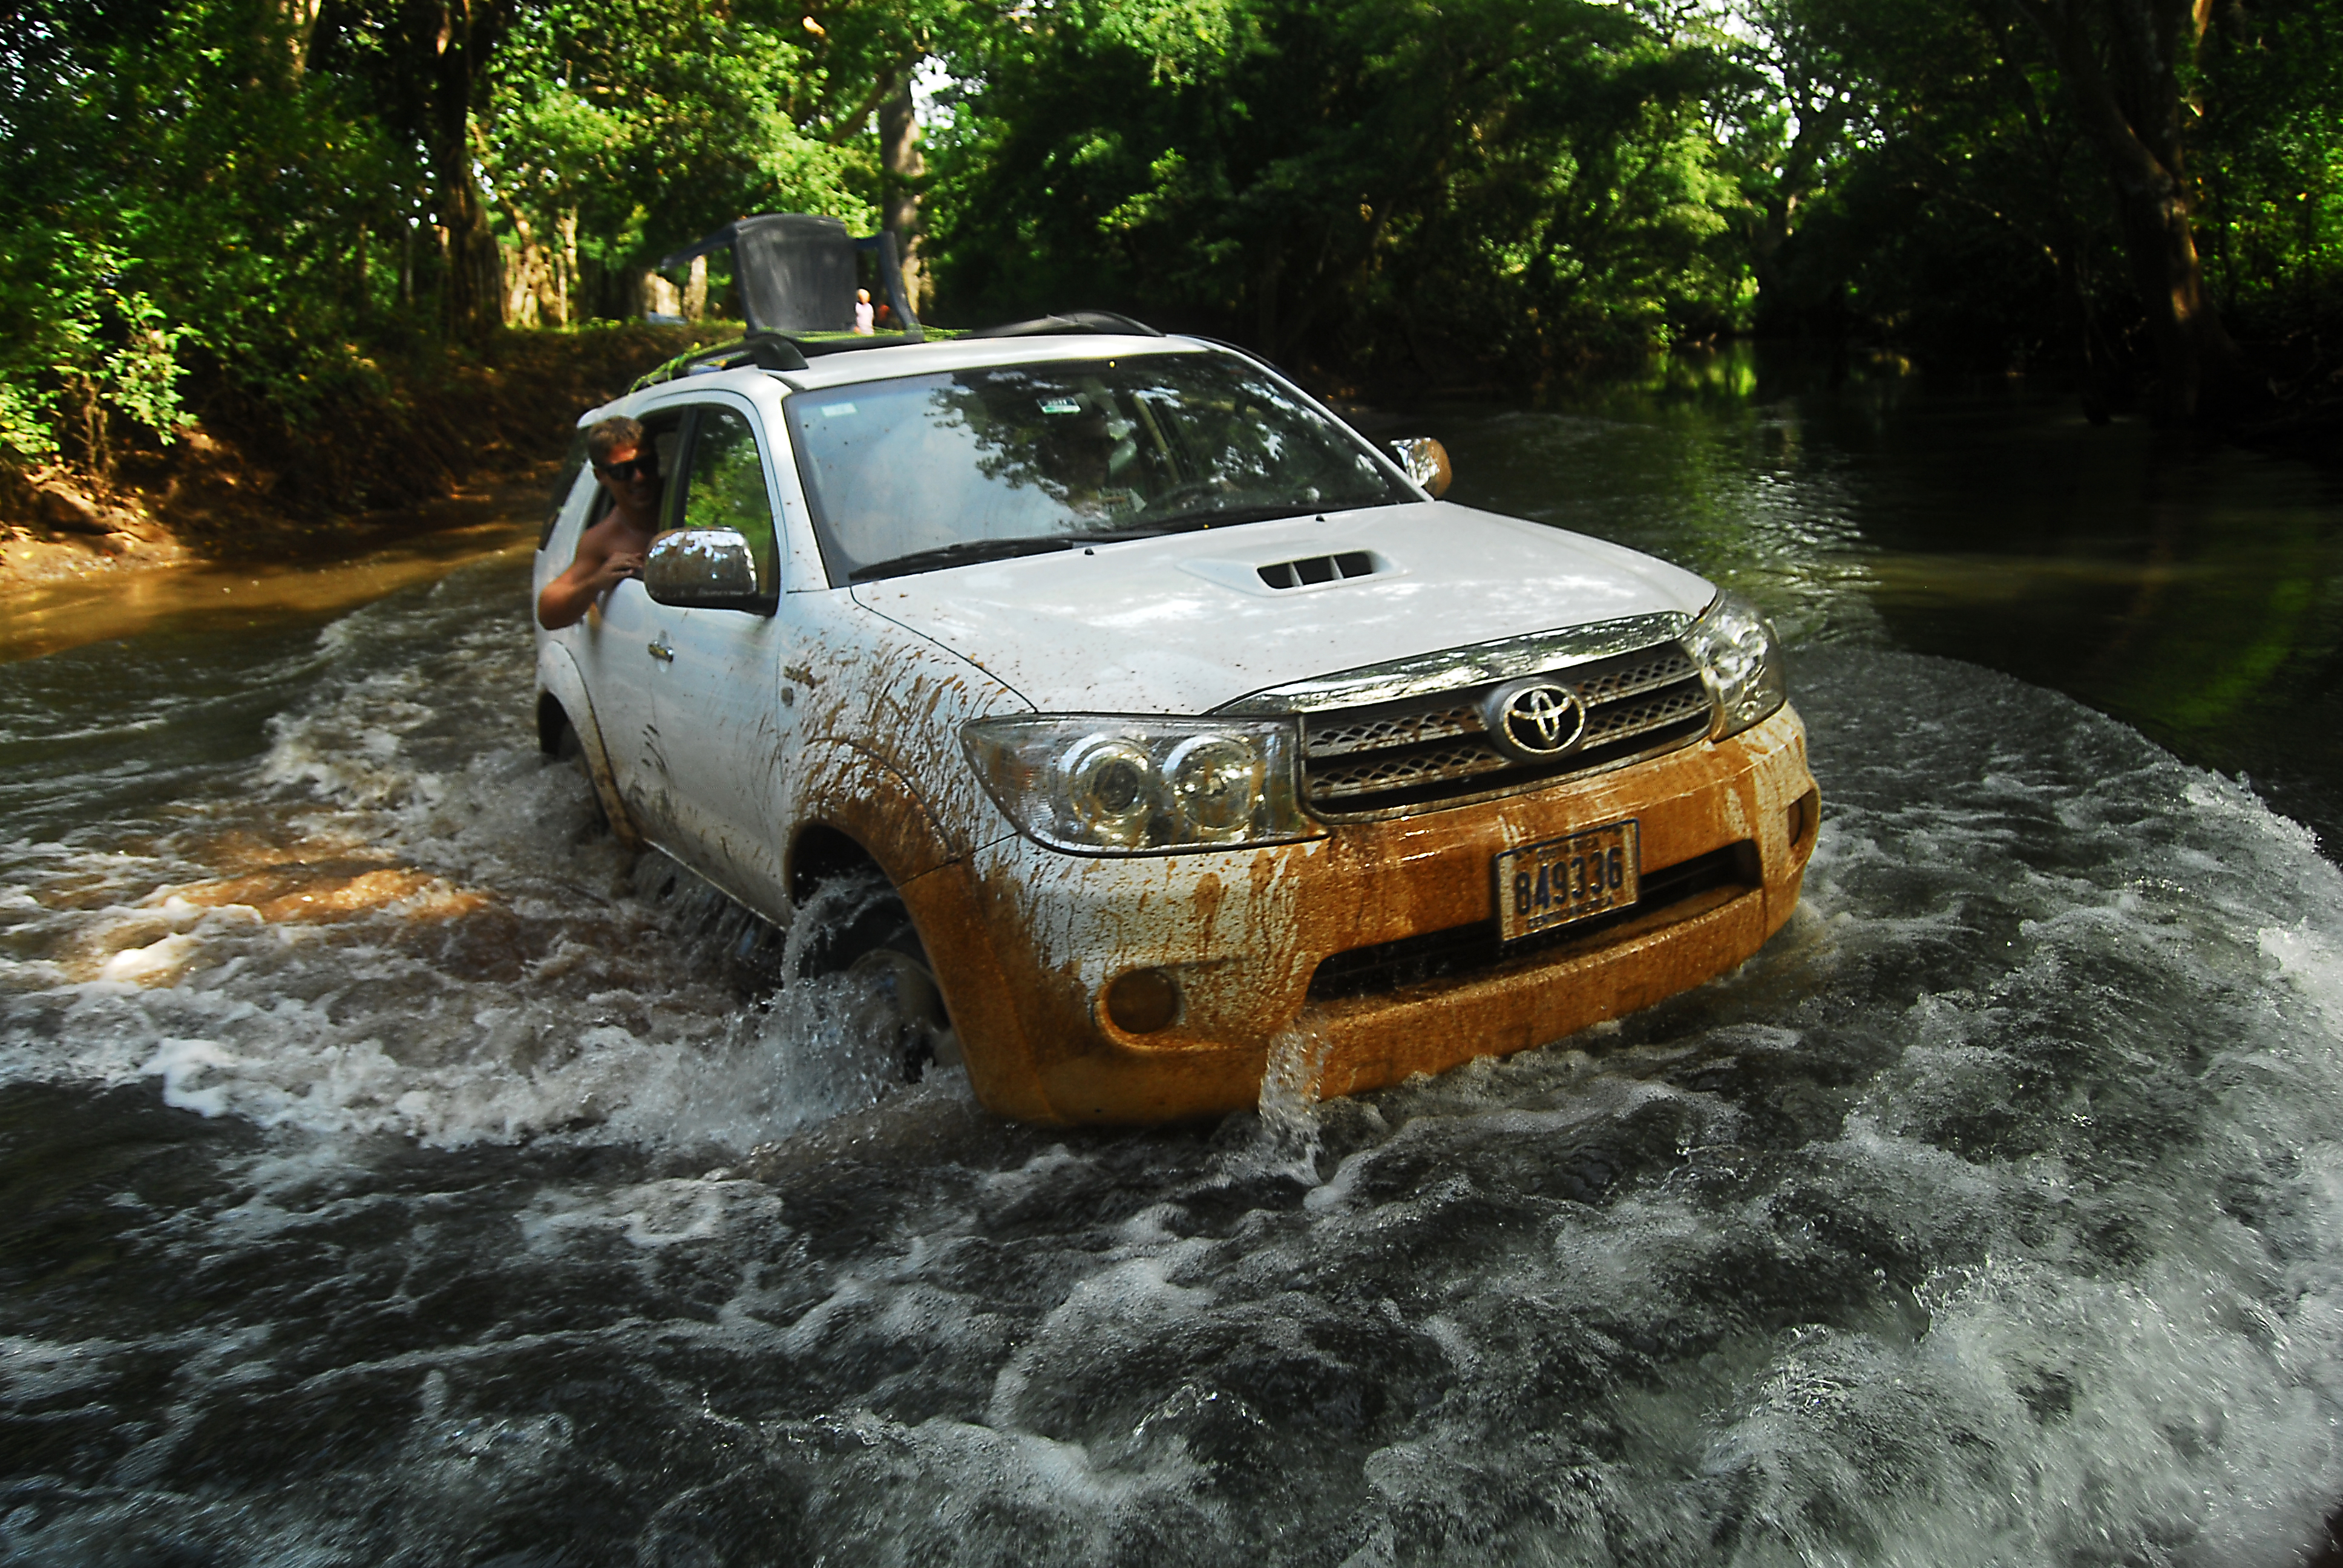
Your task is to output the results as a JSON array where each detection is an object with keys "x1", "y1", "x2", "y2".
[{"x1": 532, "y1": 323, "x2": 1818, "y2": 1123}]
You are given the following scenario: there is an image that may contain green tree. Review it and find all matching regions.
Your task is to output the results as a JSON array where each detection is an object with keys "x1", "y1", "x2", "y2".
[
  {"x1": 925, "y1": 0, "x2": 1754, "y2": 377},
  {"x1": 0, "y1": 0, "x2": 411, "y2": 466},
  {"x1": 481, "y1": 0, "x2": 874, "y2": 322},
  {"x1": 305, "y1": 0, "x2": 519, "y2": 340},
  {"x1": 2000, "y1": 0, "x2": 2242, "y2": 419},
  {"x1": 1746, "y1": 0, "x2": 2343, "y2": 423}
]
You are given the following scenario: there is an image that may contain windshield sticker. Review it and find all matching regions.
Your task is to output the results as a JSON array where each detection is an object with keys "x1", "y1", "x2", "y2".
[
  {"x1": 822, "y1": 403, "x2": 859, "y2": 418},
  {"x1": 1039, "y1": 398, "x2": 1082, "y2": 415}
]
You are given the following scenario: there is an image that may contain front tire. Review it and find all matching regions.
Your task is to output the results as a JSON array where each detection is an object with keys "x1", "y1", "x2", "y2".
[{"x1": 799, "y1": 882, "x2": 959, "y2": 1082}]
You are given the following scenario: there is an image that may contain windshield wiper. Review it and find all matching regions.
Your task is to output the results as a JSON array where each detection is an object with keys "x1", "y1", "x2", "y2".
[
  {"x1": 848, "y1": 536, "x2": 1081, "y2": 582},
  {"x1": 848, "y1": 506, "x2": 1335, "y2": 581},
  {"x1": 1052, "y1": 520, "x2": 1217, "y2": 544},
  {"x1": 1125, "y1": 501, "x2": 1319, "y2": 533}
]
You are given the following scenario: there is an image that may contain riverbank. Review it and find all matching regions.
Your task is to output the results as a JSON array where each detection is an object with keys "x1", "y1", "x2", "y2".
[{"x1": 0, "y1": 323, "x2": 727, "y2": 598}]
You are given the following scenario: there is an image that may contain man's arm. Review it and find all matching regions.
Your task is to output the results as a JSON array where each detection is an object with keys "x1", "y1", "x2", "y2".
[{"x1": 536, "y1": 531, "x2": 647, "y2": 630}]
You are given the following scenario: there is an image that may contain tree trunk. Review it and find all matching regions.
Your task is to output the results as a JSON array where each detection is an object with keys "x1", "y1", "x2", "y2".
[
  {"x1": 259, "y1": 0, "x2": 323, "y2": 83},
  {"x1": 536, "y1": 249, "x2": 563, "y2": 326},
  {"x1": 634, "y1": 269, "x2": 683, "y2": 319},
  {"x1": 437, "y1": 172, "x2": 502, "y2": 341},
  {"x1": 2057, "y1": 243, "x2": 2113, "y2": 422},
  {"x1": 556, "y1": 209, "x2": 579, "y2": 327},
  {"x1": 684, "y1": 255, "x2": 708, "y2": 322},
  {"x1": 425, "y1": 0, "x2": 508, "y2": 342},
  {"x1": 2105, "y1": 165, "x2": 2235, "y2": 420},
  {"x1": 879, "y1": 77, "x2": 926, "y2": 309},
  {"x1": 499, "y1": 242, "x2": 530, "y2": 327},
  {"x1": 2007, "y1": 0, "x2": 2244, "y2": 422},
  {"x1": 491, "y1": 189, "x2": 564, "y2": 326}
]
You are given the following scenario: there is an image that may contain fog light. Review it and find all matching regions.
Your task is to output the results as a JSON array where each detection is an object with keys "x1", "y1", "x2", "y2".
[
  {"x1": 1105, "y1": 968, "x2": 1181, "y2": 1034},
  {"x1": 1787, "y1": 788, "x2": 1819, "y2": 853}
]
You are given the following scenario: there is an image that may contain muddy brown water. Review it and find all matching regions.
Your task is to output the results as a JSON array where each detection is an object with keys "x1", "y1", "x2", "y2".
[{"x1": 4, "y1": 352, "x2": 2342, "y2": 1565}]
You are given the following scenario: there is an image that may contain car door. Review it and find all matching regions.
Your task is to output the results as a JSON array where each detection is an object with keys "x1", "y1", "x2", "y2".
[
  {"x1": 559, "y1": 411, "x2": 685, "y2": 825},
  {"x1": 640, "y1": 399, "x2": 801, "y2": 916}
]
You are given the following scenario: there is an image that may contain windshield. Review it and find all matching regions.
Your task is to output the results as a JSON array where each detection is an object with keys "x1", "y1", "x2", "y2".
[{"x1": 785, "y1": 351, "x2": 1409, "y2": 583}]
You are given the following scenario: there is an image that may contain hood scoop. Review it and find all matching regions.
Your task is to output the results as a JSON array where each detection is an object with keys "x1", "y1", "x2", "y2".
[
  {"x1": 1177, "y1": 549, "x2": 1395, "y2": 597},
  {"x1": 1257, "y1": 550, "x2": 1381, "y2": 589}
]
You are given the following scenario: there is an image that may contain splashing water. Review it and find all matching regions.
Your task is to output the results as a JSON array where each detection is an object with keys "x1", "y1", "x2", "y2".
[
  {"x1": 1254, "y1": 1023, "x2": 1337, "y2": 1183},
  {"x1": 2, "y1": 555, "x2": 2342, "y2": 1561},
  {"x1": 0, "y1": 570, "x2": 929, "y2": 1156}
]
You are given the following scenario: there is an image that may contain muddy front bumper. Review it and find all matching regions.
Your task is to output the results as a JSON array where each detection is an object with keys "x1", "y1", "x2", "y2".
[{"x1": 902, "y1": 705, "x2": 1818, "y2": 1124}]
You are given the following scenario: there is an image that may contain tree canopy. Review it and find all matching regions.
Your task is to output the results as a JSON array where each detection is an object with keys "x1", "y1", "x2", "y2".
[{"x1": 1, "y1": 0, "x2": 2337, "y2": 476}]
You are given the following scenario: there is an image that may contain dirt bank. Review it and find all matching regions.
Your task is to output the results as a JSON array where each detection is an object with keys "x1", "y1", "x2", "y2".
[{"x1": 0, "y1": 324, "x2": 726, "y2": 598}]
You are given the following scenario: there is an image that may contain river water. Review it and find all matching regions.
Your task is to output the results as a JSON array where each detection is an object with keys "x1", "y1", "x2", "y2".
[{"x1": 5, "y1": 356, "x2": 2343, "y2": 1565}]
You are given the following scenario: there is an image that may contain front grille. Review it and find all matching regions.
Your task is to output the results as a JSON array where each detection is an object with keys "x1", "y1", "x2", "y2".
[
  {"x1": 1308, "y1": 842, "x2": 1758, "y2": 1001},
  {"x1": 1299, "y1": 642, "x2": 1711, "y2": 817}
]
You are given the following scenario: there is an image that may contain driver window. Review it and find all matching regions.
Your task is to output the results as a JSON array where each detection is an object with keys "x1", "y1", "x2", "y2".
[{"x1": 679, "y1": 406, "x2": 781, "y2": 596}]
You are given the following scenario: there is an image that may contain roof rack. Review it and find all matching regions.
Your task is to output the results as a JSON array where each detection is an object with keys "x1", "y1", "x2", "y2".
[
  {"x1": 632, "y1": 333, "x2": 811, "y2": 390},
  {"x1": 965, "y1": 310, "x2": 1164, "y2": 339},
  {"x1": 628, "y1": 307, "x2": 1176, "y2": 390}
]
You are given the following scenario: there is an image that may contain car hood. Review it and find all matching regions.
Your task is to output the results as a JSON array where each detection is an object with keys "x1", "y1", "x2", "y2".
[{"x1": 847, "y1": 501, "x2": 1717, "y2": 715}]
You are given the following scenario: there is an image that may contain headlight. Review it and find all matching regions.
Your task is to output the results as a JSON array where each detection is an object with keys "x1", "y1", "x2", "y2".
[
  {"x1": 963, "y1": 716, "x2": 1322, "y2": 854},
  {"x1": 1683, "y1": 591, "x2": 1786, "y2": 740}
]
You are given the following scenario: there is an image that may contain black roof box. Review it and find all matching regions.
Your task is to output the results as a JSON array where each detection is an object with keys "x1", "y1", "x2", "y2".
[{"x1": 659, "y1": 214, "x2": 922, "y2": 341}]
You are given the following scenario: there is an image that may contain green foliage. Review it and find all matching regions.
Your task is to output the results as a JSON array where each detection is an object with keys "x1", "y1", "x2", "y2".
[
  {"x1": 2196, "y1": 0, "x2": 2343, "y2": 336},
  {"x1": 924, "y1": 0, "x2": 1755, "y2": 374},
  {"x1": 0, "y1": 0, "x2": 418, "y2": 466},
  {"x1": 1743, "y1": 0, "x2": 2343, "y2": 390},
  {"x1": 4, "y1": 0, "x2": 2338, "y2": 480},
  {"x1": 484, "y1": 0, "x2": 877, "y2": 278}
]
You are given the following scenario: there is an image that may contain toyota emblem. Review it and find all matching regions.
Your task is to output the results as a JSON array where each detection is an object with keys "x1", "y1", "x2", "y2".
[{"x1": 1483, "y1": 678, "x2": 1587, "y2": 761}]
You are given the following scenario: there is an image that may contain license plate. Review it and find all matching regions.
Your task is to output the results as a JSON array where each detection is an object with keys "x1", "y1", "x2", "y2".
[{"x1": 1496, "y1": 821, "x2": 1640, "y2": 942}]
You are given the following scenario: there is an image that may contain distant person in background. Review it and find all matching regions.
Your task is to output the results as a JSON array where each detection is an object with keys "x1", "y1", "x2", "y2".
[
  {"x1": 853, "y1": 288, "x2": 876, "y2": 335},
  {"x1": 537, "y1": 417, "x2": 662, "y2": 630}
]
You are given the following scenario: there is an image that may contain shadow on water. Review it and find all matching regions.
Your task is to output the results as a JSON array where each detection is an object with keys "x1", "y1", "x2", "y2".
[{"x1": 1, "y1": 354, "x2": 2341, "y2": 1563}]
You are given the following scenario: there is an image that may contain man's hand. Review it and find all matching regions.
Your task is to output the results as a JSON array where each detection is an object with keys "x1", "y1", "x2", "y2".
[
  {"x1": 537, "y1": 541, "x2": 649, "y2": 630},
  {"x1": 597, "y1": 549, "x2": 646, "y2": 589}
]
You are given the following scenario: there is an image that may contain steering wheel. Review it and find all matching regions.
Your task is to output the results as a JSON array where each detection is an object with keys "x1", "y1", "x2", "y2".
[{"x1": 1145, "y1": 477, "x2": 1233, "y2": 515}]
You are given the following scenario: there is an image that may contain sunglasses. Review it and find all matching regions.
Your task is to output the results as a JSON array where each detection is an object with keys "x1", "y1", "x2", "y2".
[{"x1": 595, "y1": 453, "x2": 658, "y2": 482}]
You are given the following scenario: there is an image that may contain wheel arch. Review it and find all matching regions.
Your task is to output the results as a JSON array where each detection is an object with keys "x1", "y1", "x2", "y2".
[
  {"x1": 783, "y1": 741, "x2": 963, "y2": 898},
  {"x1": 783, "y1": 741, "x2": 1053, "y2": 1120}
]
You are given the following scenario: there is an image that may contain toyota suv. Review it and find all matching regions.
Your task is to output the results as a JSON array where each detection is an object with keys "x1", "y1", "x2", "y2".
[{"x1": 532, "y1": 319, "x2": 1818, "y2": 1124}]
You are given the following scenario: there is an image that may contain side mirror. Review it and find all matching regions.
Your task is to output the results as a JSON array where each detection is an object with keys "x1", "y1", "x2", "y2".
[
  {"x1": 644, "y1": 527, "x2": 764, "y2": 609},
  {"x1": 1388, "y1": 437, "x2": 1453, "y2": 499}
]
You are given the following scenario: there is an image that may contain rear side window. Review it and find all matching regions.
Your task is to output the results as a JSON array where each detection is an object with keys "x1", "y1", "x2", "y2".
[{"x1": 677, "y1": 406, "x2": 781, "y2": 601}]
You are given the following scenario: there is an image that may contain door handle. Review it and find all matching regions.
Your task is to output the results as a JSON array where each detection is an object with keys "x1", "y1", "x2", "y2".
[{"x1": 647, "y1": 632, "x2": 675, "y2": 662}]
